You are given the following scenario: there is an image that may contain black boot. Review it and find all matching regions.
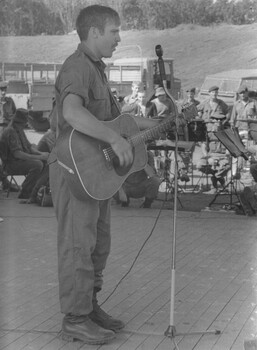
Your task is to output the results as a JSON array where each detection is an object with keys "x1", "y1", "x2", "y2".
[
  {"x1": 2, "y1": 178, "x2": 19, "y2": 192},
  {"x1": 121, "y1": 197, "x2": 130, "y2": 207},
  {"x1": 62, "y1": 314, "x2": 115, "y2": 345},
  {"x1": 89, "y1": 289, "x2": 125, "y2": 332},
  {"x1": 142, "y1": 198, "x2": 153, "y2": 208}
]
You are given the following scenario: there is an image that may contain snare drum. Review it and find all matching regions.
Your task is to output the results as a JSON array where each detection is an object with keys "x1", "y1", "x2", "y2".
[{"x1": 188, "y1": 119, "x2": 207, "y2": 142}]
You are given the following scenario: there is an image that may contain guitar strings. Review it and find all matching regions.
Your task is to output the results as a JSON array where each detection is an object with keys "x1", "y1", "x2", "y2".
[{"x1": 103, "y1": 118, "x2": 175, "y2": 160}]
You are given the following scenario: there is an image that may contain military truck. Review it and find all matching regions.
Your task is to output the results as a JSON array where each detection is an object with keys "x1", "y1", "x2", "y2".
[
  {"x1": 105, "y1": 56, "x2": 181, "y2": 100},
  {"x1": 0, "y1": 56, "x2": 181, "y2": 129},
  {"x1": 0, "y1": 62, "x2": 62, "y2": 131},
  {"x1": 198, "y1": 69, "x2": 257, "y2": 106}
]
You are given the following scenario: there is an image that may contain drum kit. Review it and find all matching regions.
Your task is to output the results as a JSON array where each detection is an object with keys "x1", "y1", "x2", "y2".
[
  {"x1": 147, "y1": 99, "x2": 210, "y2": 195},
  {"x1": 147, "y1": 100, "x2": 208, "y2": 194}
]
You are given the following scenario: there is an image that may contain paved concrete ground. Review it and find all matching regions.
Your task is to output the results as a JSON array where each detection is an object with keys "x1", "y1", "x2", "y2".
[
  {"x1": 0, "y1": 190, "x2": 257, "y2": 350},
  {"x1": 1, "y1": 129, "x2": 257, "y2": 349}
]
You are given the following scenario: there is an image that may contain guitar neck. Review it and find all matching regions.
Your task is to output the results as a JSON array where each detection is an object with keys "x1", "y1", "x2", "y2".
[{"x1": 128, "y1": 118, "x2": 175, "y2": 147}]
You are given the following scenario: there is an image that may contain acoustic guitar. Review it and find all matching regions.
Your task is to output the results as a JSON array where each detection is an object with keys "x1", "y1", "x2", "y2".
[{"x1": 56, "y1": 113, "x2": 176, "y2": 201}]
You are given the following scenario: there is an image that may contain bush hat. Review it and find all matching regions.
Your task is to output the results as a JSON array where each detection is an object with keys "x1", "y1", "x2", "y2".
[
  {"x1": 208, "y1": 85, "x2": 219, "y2": 93},
  {"x1": 12, "y1": 108, "x2": 28, "y2": 124},
  {"x1": 155, "y1": 87, "x2": 166, "y2": 96}
]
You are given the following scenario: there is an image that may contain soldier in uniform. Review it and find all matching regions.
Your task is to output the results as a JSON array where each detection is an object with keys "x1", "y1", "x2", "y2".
[{"x1": 0, "y1": 81, "x2": 16, "y2": 132}]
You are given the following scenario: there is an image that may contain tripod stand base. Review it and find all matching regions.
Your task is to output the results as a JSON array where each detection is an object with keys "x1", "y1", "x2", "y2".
[
  {"x1": 202, "y1": 205, "x2": 236, "y2": 213},
  {"x1": 164, "y1": 324, "x2": 221, "y2": 338}
]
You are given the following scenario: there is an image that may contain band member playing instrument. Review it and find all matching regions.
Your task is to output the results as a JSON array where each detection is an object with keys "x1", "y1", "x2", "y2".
[
  {"x1": 180, "y1": 87, "x2": 200, "y2": 123},
  {"x1": 49, "y1": 5, "x2": 164, "y2": 346}
]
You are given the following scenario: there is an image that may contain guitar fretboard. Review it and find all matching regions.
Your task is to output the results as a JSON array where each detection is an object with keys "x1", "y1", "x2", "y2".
[{"x1": 103, "y1": 117, "x2": 176, "y2": 161}]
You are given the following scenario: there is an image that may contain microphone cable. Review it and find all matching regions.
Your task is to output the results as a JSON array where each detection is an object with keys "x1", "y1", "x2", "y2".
[{"x1": 100, "y1": 200, "x2": 166, "y2": 306}]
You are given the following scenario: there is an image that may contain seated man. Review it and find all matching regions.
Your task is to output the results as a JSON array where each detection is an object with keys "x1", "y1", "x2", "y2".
[
  {"x1": 23, "y1": 128, "x2": 56, "y2": 204},
  {"x1": 0, "y1": 81, "x2": 18, "y2": 192},
  {"x1": 0, "y1": 108, "x2": 49, "y2": 199},
  {"x1": 114, "y1": 151, "x2": 161, "y2": 208},
  {"x1": 22, "y1": 102, "x2": 57, "y2": 204}
]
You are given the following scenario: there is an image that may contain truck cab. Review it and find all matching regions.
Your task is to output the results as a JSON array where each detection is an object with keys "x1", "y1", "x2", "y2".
[
  {"x1": 198, "y1": 69, "x2": 257, "y2": 106},
  {"x1": 0, "y1": 62, "x2": 62, "y2": 131},
  {"x1": 105, "y1": 57, "x2": 181, "y2": 101},
  {"x1": 0, "y1": 62, "x2": 61, "y2": 115}
]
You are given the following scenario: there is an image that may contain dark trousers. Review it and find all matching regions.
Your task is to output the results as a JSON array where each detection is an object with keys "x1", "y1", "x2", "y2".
[
  {"x1": 250, "y1": 163, "x2": 257, "y2": 183},
  {"x1": 49, "y1": 150, "x2": 111, "y2": 316},
  {"x1": 123, "y1": 175, "x2": 161, "y2": 200},
  {"x1": 5, "y1": 159, "x2": 44, "y2": 196},
  {"x1": 30, "y1": 165, "x2": 49, "y2": 200}
]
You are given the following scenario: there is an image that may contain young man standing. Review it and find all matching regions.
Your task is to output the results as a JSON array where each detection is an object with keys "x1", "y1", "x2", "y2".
[
  {"x1": 50, "y1": 5, "x2": 162, "y2": 345},
  {"x1": 230, "y1": 85, "x2": 257, "y2": 134},
  {"x1": 0, "y1": 81, "x2": 16, "y2": 130}
]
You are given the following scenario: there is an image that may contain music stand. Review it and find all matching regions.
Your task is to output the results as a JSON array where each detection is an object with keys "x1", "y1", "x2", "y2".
[{"x1": 207, "y1": 128, "x2": 249, "y2": 210}]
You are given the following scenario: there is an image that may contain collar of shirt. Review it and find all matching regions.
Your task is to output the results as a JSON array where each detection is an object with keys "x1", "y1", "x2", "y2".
[{"x1": 77, "y1": 42, "x2": 106, "y2": 72}]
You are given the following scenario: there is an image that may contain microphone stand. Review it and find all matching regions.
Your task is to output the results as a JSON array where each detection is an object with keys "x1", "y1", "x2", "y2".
[{"x1": 155, "y1": 45, "x2": 220, "y2": 349}]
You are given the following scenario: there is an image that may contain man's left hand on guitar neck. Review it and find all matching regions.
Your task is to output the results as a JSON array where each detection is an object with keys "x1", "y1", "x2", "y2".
[{"x1": 133, "y1": 115, "x2": 161, "y2": 130}]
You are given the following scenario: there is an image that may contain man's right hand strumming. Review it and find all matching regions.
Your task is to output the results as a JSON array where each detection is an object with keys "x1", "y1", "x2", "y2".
[{"x1": 110, "y1": 135, "x2": 133, "y2": 167}]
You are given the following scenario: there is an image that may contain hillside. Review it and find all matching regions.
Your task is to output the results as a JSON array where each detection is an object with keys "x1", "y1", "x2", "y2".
[{"x1": 1, "y1": 23, "x2": 257, "y2": 91}]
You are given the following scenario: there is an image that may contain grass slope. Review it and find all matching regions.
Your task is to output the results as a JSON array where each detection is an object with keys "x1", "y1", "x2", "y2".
[{"x1": 1, "y1": 23, "x2": 257, "y2": 90}]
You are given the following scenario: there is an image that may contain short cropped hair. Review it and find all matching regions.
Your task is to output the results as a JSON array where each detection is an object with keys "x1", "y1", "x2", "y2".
[
  {"x1": 76, "y1": 5, "x2": 120, "y2": 41},
  {"x1": 132, "y1": 81, "x2": 142, "y2": 87}
]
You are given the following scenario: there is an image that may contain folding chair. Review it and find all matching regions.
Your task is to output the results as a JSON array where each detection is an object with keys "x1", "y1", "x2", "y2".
[{"x1": 0, "y1": 138, "x2": 22, "y2": 197}]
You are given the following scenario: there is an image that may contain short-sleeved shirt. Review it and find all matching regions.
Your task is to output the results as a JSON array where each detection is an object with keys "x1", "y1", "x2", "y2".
[
  {"x1": 55, "y1": 42, "x2": 118, "y2": 134},
  {"x1": 37, "y1": 130, "x2": 56, "y2": 153},
  {"x1": 1, "y1": 125, "x2": 31, "y2": 162},
  {"x1": 230, "y1": 98, "x2": 257, "y2": 131},
  {"x1": 146, "y1": 98, "x2": 175, "y2": 119},
  {"x1": 197, "y1": 98, "x2": 229, "y2": 122},
  {"x1": 197, "y1": 98, "x2": 229, "y2": 140},
  {"x1": 0, "y1": 97, "x2": 16, "y2": 126}
]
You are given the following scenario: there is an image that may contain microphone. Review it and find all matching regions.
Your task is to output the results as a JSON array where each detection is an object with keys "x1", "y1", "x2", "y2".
[
  {"x1": 155, "y1": 45, "x2": 166, "y2": 82},
  {"x1": 155, "y1": 44, "x2": 163, "y2": 58}
]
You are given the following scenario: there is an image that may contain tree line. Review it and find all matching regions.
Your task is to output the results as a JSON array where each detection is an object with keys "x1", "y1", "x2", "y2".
[{"x1": 0, "y1": 0, "x2": 256, "y2": 36}]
